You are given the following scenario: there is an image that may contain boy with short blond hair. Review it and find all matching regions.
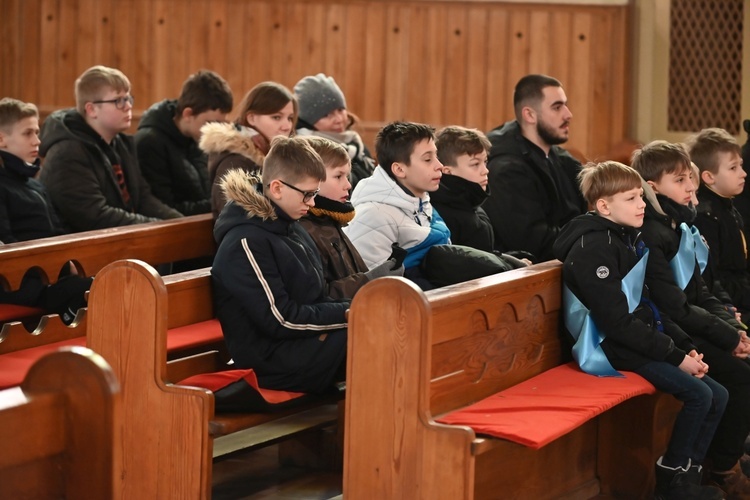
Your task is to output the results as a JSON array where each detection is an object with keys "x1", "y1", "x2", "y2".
[
  {"x1": 633, "y1": 140, "x2": 750, "y2": 495},
  {"x1": 136, "y1": 70, "x2": 233, "y2": 215},
  {"x1": 298, "y1": 136, "x2": 402, "y2": 300},
  {"x1": 554, "y1": 161, "x2": 726, "y2": 499},
  {"x1": 40, "y1": 65, "x2": 182, "y2": 231},
  {"x1": 211, "y1": 136, "x2": 348, "y2": 393},
  {"x1": 689, "y1": 128, "x2": 750, "y2": 319}
]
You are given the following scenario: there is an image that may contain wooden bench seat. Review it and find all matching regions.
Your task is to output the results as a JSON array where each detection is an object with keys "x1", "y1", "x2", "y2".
[
  {"x1": 0, "y1": 346, "x2": 120, "y2": 499},
  {"x1": 88, "y1": 259, "x2": 341, "y2": 498},
  {"x1": 0, "y1": 213, "x2": 214, "y2": 334},
  {"x1": 344, "y1": 261, "x2": 679, "y2": 499},
  {"x1": 0, "y1": 269, "x2": 225, "y2": 389}
]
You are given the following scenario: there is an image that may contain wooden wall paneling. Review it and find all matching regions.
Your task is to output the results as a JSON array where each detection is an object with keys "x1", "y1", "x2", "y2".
[
  {"x1": 302, "y1": 2, "x2": 328, "y2": 87},
  {"x1": 603, "y1": 8, "x2": 630, "y2": 156},
  {"x1": 187, "y1": 0, "x2": 210, "y2": 77},
  {"x1": 507, "y1": 9, "x2": 531, "y2": 100},
  {"x1": 340, "y1": 2, "x2": 368, "y2": 115},
  {"x1": 567, "y1": 11, "x2": 593, "y2": 157},
  {"x1": 464, "y1": 5, "x2": 489, "y2": 130},
  {"x1": 166, "y1": 0, "x2": 190, "y2": 100},
  {"x1": 442, "y1": 5, "x2": 469, "y2": 128},
  {"x1": 485, "y1": 8, "x2": 511, "y2": 131},
  {"x1": 237, "y1": 1, "x2": 269, "y2": 100},
  {"x1": 222, "y1": 0, "x2": 248, "y2": 98},
  {"x1": 284, "y1": 2, "x2": 310, "y2": 86},
  {"x1": 94, "y1": 0, "x2": 114, "y2": 66},
  {"x1": 382, "y1": 5, "x2": 409, "y2": 122},
  {"x1": 39, "y1": 0, "x2": 61, "y2": 107},
  {"x1": 208, "y1": 1, "x2": 229, "y2": 78},
  {"x1": 74, "y1": 0, "x2": 97, "y2": 75},
  {"x1": 423, "y1": 5, "x2": 449, "y2": 125},
  {"x1": 19, "y1": 0, "x2": 43, "y2": 104},
  {"x1": 266, "y1": 3, "x2": 287, "y2": 84},
  {"x1": 128, "y1": 0, "x2": 153, "y2": 114},
  {"x1": 1, "y1": 0, "x2": 19, "y2": 98},
  {"x1": 322, "y1": 4, "x2": 346, "y2": 89},
  {"x1": 403, "y1": 4, "x2": 427, "y2": 122},
  {"x1": 359, "y1": 2, "x2": 387, "y2": 122},
  {"x1": 528, "y1": 10, "x2": 551, "y2": 73},
  {"x1": 57, "y1": 0, "x2": 80, "y2": 106},
  {"x1": 547, "y1": 10, "x2": 573, "y2": 97},
  {"x1": 590, "y1": 10, "x2": 618, "y2": 159}
]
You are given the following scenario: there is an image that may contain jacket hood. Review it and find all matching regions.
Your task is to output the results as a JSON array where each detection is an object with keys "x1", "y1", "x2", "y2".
[
  {"x1": 213, "y1": 169, "x2": 279, "y2": 243},
  {"x1": 40, "y1": 109, "x2": 95, "y2": 156},
  {"x1": 486, "y1": 120, "x2": 525, "y2": 160},
  {"x1": 553, "y1": 212, "x2": 637, "y2": 262},
  {"x1": 137, "y1": 99, "x2": 186, "y2": 143},
  {"x1": 199, "y1": 122, "x2": 266, "y2": 166},
  {"x1": 350, "y1": 165, "x2": 428, "y2": 215},
  {"x1": 430, "y1": 173, "x2": 488, "y2": 210}
]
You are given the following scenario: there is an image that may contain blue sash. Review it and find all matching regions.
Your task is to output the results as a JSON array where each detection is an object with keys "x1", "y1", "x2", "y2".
[
  {"x1": 669, "y1": 223, "x2": 709, "y2": 290},
  {"x1": 563, "y1": 249, "x2": 649, "y2": 377}
]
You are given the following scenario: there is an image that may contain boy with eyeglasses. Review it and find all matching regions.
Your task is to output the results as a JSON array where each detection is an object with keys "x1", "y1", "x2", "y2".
[
  {"x1": 39, "y1": 65, "x2": 182, "y2": 231},
  {"x1": 211, "y1": 136, "x2": 349, "y2": 394}
]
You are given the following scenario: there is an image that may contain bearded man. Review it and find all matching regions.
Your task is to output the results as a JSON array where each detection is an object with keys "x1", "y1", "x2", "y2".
[{"x1": 484, "y1": 74, "x2": 586, "y2": 262}]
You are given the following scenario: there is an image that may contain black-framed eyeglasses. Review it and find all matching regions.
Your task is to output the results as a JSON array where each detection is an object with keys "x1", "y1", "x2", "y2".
[
  {"x1": 278, "y1": 180, "x2": 319, "y2": 203},
  {"x1": 91, "y1": 95, "x2": 134, "y2": 110}
]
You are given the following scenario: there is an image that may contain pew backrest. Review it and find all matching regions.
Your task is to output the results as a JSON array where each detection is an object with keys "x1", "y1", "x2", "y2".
[{"x1": 0, "y1": 346, "x2": 120, "y2": 499}]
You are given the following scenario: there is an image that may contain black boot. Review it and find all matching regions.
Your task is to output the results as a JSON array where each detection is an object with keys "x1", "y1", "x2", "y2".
[{"x1": 655, "y1": 458, "x2": 725, "y2": 500}]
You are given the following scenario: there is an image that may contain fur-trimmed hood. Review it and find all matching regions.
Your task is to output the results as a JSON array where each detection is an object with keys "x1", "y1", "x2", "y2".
[
  {"x1": 199, "y1": 122, "x2": 266, "y2": 166},
  {"x1": 220, "y1": 169, "x2": 277, "y2": 221}
]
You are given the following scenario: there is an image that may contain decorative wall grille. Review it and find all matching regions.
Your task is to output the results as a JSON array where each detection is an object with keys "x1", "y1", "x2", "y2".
[{"x1": 668, "y1": 0, "x2": 743, "y2": 135}]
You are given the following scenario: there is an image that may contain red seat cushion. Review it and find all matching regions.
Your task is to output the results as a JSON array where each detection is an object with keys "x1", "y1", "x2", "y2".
[
  {"x1": 436, "y1": 362, "x2": 656, "y2": 449},
  {"x1": 0, "y1": 337, "x2": 86, "y2": 389},
  {"x1": 179, "y1": 369, "x2": 311, "y2": 413},
  {"x1": 0, "y1": 305, "x2": 45, "y2": 323},
  {"x1": 166, "y1": 319, "x2": 224, "y2": 353}
]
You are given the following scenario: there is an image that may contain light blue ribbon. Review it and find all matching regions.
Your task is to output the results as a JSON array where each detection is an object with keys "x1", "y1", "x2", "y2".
[
  {"x1": 669, "y1": 223, "x2": 709, "y2": 290},
  {"x1": 563, "y1": 248, "x2": 649, "y2": 377}
]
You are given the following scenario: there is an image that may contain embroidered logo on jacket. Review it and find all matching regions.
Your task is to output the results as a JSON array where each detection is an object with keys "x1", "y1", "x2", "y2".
[{"x1": 596, "y1": 266, "x2": 609, "y2": 279}]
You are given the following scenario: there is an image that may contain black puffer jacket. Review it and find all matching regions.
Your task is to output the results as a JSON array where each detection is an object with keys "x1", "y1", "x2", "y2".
[
  {"x1": 640, "y1": 189, "x2": 741, "y2": 351},
  {"x1": 0, "y1": 150, "x2": 64, "y2": 242},
  {"x1": 212, "y1": 170, "x2": 349, "y2": 375},
  {"x1": 485, "y1": 120, "x2": 585, "y2": 261},
  {"x1": 135, "y1": 99, "x2": 211, "y2": 215},
  {"x1": 554, "y1": 213, "x2": 695, "y2": 370},
  {"x1": 39, "y1": 109, "x2": 182, "y2": 231},
  {"x1": 430, "y1": 173, "x2": 494, "y2": 252}
]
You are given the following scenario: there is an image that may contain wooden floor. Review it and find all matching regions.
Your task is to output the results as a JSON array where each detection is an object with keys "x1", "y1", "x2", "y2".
[{"x1": 212, "y1": 444, "x2": 343, "y2": 500}]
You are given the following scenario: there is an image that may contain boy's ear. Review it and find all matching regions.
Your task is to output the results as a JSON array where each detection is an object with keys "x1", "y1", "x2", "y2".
[
  {"x1": 440, "y1": 166, "x2": 452, "y2": 174},
  {"x1": 595, "y1": 198, "x2": 610, "y2": 216},
  {"x1": 180, "y1": 107, "x2": 195, "y2": 120},
  {"x1": 701, "y1": 169, "x2": 715, "y2": 185},
  {"x1": 646, "y1": 179, "x2": 658, "y2": 193},
  {"x1": 266, "y1": 179, "x2": 284, "y2": 200},
  {"x1": 391, "y1": 162, "x2": 407, "y2": 180},
  {"x1": 83, "y1": 101, "x2": 98, "y2": 119}
]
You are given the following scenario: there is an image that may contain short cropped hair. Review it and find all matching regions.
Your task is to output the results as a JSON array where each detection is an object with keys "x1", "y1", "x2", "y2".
[
  {"x1": 235, "y1": 82, "x2": 298, "y2": 129},
  {"x1": 0, "y1": 98, "x2": 39, "y2": 133},
  {"x1": 435, "y1": 126, "x2": 491, "y2": 167},
  {"x1": 630, "y1": 140, "x2": 691, "y2": 182},
  {"x1": 513, "y1": 74, "x2": 562, "y2": 121},
  {"x1": 175, "y1": 70, "x2": 233, "y2": 116},
  {"x1": 375, "y1": 121, "x2": 435, "y2": 180},
  {"x1": 263, "y1": 136, "x2": 326, "y2": 189},
  {"x1": 686, "y1": 127, "x2": 742, "y2": 174},
  {"x1": 75, "y1": 65, "x2": 131, "y2": 115},
  {"x1": 578, "y1": 161, "x2": 642, "y2": 207},
  {"x1": 299, "y1": 136, "x2": 350, "y2": 170}
]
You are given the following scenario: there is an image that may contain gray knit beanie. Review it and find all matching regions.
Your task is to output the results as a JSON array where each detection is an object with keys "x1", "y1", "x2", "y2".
[{"x1": 294, "y1": 73, "x2": 347, "y2": 126}]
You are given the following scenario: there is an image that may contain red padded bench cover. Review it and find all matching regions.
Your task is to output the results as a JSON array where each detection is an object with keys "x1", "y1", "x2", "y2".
[
  {"x1": 165, "y1": 319, "x2": 224, "y2": 352},
  {"x1": 0, "y1": 337, "x2": 86, "y2": 389},
  {"x1": 0, "y1": 319, "x2": 224, "y2": 389},
  {"x1": 0, "y1": 304, "x2": 45, "y2": 323},
  {"x1": 436, "y1": 362, "x2": 656, "y2": 449}
]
